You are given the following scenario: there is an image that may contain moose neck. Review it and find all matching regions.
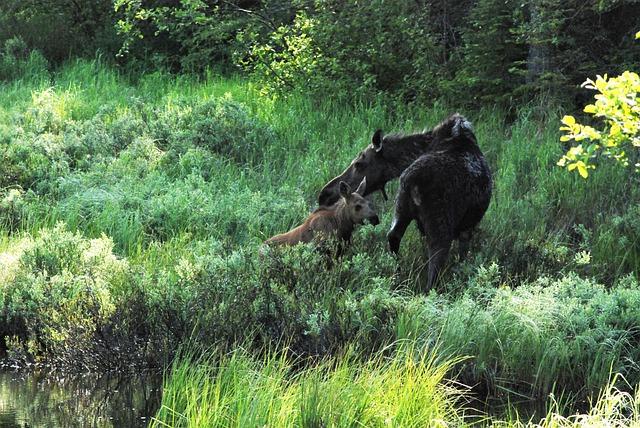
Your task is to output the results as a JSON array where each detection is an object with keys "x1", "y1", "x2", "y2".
[
  {"x1": 332, "y1": 199, "x2": 355, "y2": 241},
  {"x1": 384, "y1": 132, "x2": 432, "y2": 179}
]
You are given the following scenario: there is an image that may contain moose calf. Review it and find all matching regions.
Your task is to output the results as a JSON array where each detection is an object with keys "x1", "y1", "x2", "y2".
[{"x1": 265, "y1": 178, "x2": 379, "y2": 248}]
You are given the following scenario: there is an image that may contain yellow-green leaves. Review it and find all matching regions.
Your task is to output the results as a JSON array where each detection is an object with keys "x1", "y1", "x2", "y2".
[
  {"x1": 557, "y1": 145, "x2": 593, "y2": 178},
  {"x1": 561, "y1": 115, "x2": 575, "y2": 126},
  {"x1": 559, "y1": 115, "x2": 600, "y2": 145},
  {"x1": 568, "y1": 161, "x2": 589, "y2": 178},
  {"x1": 636, "y1": 31, "x2": 640, "y2": 39},
  {"x1": 559, "y1": 69, "x2": 640, "y2": 178}
]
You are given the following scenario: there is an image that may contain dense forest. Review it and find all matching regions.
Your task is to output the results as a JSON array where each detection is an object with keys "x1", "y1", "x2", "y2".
[
  {"x1": 2, "y1": 0, "x2": 640, "y2": 104},
  {"x1": 1, "y1": 1, "x2": 640, "y2": 427}
]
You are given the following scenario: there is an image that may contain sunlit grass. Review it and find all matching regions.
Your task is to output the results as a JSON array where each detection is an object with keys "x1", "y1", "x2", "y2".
[
  {"x1": 151, "y1": 345, "x2": 468, "y2": 428},
  {"x1": 153, "y1": 348, "x2": 640, "y2": 427}
]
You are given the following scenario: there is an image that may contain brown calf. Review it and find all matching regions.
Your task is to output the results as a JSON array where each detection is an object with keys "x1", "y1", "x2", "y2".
[{"x1": 265, "y1": 178, "x2": 379, "y2": 247}]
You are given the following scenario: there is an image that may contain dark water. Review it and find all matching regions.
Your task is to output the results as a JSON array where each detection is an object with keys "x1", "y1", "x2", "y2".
[{"x1": 0, "y1": 371, "x2": 162, "y2": 428}]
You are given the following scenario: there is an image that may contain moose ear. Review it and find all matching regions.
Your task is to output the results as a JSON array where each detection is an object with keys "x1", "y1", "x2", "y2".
[
  {"x1": 355, "y1": 177, "x2": 367, "y2": 196},
  {"x1": 372, "y1": 129, "x2": 383, "y2": 153},
  {"x1": 339, "y1": 181, "x2": 351, "y2": 199}
]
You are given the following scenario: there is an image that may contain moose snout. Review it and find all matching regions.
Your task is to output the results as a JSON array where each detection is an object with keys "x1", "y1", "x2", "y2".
[{"x1": 369, "y1": 215, "x2": 380, "y2": 226}]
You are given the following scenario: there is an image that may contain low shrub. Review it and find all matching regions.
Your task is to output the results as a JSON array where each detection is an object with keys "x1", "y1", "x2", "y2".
[
  {"x1": 149, "y1": 94, "x2": 276, "y2": 164},
  {"x1": 0, "y1": 224, "x2": 126, "y2": 367},
  {"x1": 0, "y1": 37, "x2": 49, "y2": 82},
  {"x1": 156, "y1": 236, "x2": 400, "y2": 356},
  {"x1": 400, "y1": 268, "x2": 640, "y2": 399}
]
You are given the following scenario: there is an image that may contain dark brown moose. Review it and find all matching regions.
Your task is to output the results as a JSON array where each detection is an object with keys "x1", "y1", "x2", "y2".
[
  {"x1": 266, "y1": 178, "x2": 379, "y2": 247},
  {"x1": 318, "y1": 114, "x2": 492, "y2": 289}
]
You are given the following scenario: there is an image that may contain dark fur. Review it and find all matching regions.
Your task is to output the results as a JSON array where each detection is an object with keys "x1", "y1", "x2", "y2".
[{"x1": 318, "y1": 113, "x2": 492, "y2": 290}]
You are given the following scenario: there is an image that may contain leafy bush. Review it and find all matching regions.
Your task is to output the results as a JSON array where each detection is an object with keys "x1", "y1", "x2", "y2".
[
  {"x1": 0, "y1": 37, "x2": 49, "y2": 81},
  {"x1": 1, "y1": 89, "x2": 120, "y2": 193},
  {"x1": 0, "y1": 225, "x2": 126, "y2": 366},
  {"x1": 166, "y1": 237, "x2": 400, "y2": 356},
  {"x1": 0, "y1": 188, "x2": 30, "y2": 231},
  {"x1": 242, "y1": 2, "x2": 439, "y2": 99},
  {"x1": 114, "y1": 0, "x2": 250, "y2": 71},
  {"x1": 401, "y1": 269, "x2": 640, "y2": 398},
  {"x1": 181, "y1": 96, "x2": 276, "y2": 163},
  {"x1": 559, "y1": 70, "x2": 640, "y2": 177}
]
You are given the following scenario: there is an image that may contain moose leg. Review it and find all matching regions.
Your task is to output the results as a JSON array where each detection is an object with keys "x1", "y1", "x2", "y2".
[
  {"x1": 388, "y1": 216, "x2": 411, "y2": 254},
  {"x1": 387, "y1": 191, "x2": 413, "y2": 254},
  {"x1": 420, "y1": 211, "x2": 453, "y2": 290},
  {"x1": 458, "y1": 230, "x2": 472, "y2": 261},
  {"x1": 426, "y1": 241, "x2": 451, "y2": 291}
]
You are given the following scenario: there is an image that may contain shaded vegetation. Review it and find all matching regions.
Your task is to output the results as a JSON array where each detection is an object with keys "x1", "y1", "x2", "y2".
[
  {"x1": 111, "y1": 0, "x2": 640, "y2": 105},
  {"x1": 1, "y1": 1, "x2": 638, "y2": 105},
  {"x1": 0, "y1": 58, "x2": 638, "y2": 407}
]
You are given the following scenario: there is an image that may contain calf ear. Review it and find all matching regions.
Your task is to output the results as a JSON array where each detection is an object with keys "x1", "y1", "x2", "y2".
[
  {"x1": 339, "y1": 181, "x2": 351, "y2": 199},
  {"x1": 372, "y1": 129, "x2": 383, "y2": 153},
  {"x1": 355, "y1": 177, "x2": 367, "y2": 195}
]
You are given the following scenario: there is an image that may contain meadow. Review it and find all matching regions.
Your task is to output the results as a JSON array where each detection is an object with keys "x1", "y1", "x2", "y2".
[{"x1": 1, "y1": 54, "x2": 640, "y2": 426}]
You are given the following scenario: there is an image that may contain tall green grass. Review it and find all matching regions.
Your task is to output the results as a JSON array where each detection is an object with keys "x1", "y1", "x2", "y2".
[
  {"x1": 153, "y1": 348, "x2": 640, "y2": 428},
  {"x1": 152, "y1": 346, "x2": 467, "y2": 428}
]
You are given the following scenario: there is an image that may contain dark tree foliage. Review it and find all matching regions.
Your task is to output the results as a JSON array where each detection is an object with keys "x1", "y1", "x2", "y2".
[
  {"x1": 0, "y1": 0, "x2": 119, "y2": 64},
  {"x1": 0, "y1": 0, "x2": 638, "y2": 105},
  {"x1": 453, "y1": 0, "x2": 528, "y2": 105},
  {"x1": 551, "y1": 1, "x2": 640, "y2": 103},
  {"x1": 114, "y1": 0, "x2": 295, "y2": 72}
]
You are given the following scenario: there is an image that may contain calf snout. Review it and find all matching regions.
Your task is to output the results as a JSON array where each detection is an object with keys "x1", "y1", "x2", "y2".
[{"x1": 369, "y1": 215, "x2": 380, "y2": 226}]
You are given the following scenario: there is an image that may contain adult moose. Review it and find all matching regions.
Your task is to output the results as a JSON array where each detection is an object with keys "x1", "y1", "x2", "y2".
[{"x1": 318, "y1": 114, "x2": 492, "y2": 290}]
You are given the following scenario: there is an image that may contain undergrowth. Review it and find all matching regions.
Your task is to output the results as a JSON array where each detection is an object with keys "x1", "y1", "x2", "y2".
[{"x1": 0, "y1": 57, "x2": 639, "y2": 421}]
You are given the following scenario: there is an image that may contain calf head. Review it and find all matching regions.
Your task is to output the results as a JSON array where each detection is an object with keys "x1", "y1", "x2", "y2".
[
  {"x1": 319, "y1": 130, "x2": 395, "y2": 206},
  {"x1": 339, "y1": 178, "x2": 380, "y2": 226}
]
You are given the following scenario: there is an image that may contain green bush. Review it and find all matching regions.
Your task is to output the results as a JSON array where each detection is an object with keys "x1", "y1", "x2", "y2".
[
  {"x1": 157, "y1": 237, "x2": 400, "y2": 355},
  {"x1": 0, "y1": 37, "x2": 49, "y2": 81},
  {"x1": 0, "y1": 224, "x2": 126, "y2": 365},
  {"x1": 242, "y1": 2, "x2": 439, "y2": 99},
  {"x1": 148, "y1": 95, "x2": 276, "y2": 164},
  {"x1": 400, "y1": 268, "x2": 640, "y2": 398},
  {"x1": 0, "y1": 188, "x2": 27, "y2": 230},
  {"x1": 114, "y1": 0, "x2": 250, "y2": 72}
]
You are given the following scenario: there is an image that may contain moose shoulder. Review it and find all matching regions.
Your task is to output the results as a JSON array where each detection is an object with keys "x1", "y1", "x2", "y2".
[{"x1": 318, "y1": 114, "x2": 492, "y2": 290}]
